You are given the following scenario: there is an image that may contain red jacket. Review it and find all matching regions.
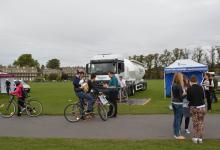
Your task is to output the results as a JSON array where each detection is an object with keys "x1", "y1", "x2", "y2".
[{"x1": 10, "y1": 84, "x2": 23, "y2": 98}]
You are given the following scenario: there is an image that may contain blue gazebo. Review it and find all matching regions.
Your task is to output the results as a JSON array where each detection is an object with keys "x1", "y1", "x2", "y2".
[{"x1": 164, "y1": 59, "x2": 208, "y2": 97}]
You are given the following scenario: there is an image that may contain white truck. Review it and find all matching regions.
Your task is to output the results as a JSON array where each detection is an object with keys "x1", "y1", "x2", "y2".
[{"x1": 86, "y1": 54, "x2": 147, "y2": 96}]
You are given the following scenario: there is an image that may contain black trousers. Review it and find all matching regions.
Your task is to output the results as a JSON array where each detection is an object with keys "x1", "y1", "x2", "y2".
[
  {"x1": 17, "y1": 98, "x2": 25, "y2": 115},
  {"x1": 211, "y1": 90, "x2": 218, "y2": 102},
  {"x1": 103, "y1": 88, "x2": 118, "y2": 117},
  {"x1": 205, "y1": 90, "x2": 212, "y2": 111},
  {"x1": 180, "y1": 115, "x2": 190, "y2": 129},
  {"x1": 109, "y1": 91, "x2": 118, "y2": 117}
]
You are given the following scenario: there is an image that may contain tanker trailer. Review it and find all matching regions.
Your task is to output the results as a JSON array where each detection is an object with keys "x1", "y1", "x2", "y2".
[{"x1": 86, "y1": 54, "x2": 147, "y2": 96}]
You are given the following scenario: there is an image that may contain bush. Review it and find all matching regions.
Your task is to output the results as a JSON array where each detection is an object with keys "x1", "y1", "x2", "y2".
[{"x1": 48, "y1": 73, "x2": 58, "y2": 81}]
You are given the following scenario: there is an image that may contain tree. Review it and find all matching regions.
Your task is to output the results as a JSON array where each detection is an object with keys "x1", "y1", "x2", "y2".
[
  {"x1": 46, "y1": 59, "x2": 60, "y2": 69},
  {"x1": 216, "y1": 48, "x2": 220, "y2": 64},
  {"x1": 13, "y1": 54, "x2": 39, "y2": 67},
  {"x1": 183, "y1": 49, "x2": 190, "y2": 59},
  {"x1": 61, "y1": 73, "x2": 69, "y2": 80},
  {"x1": 162, "y1": 49, "x2": 173, "y2": 66},
  {"x1": 210, "y1": 47, "x2": 216, "y2": 70},
  {"x1": 41, "y1": 65, "x2": 45, "y2": 70},
  {"x1": 144, "y1": 54, "x2": 155, "y2": 78},
  {"x1": 204, "y1": 53, "x2": 211, "y2": 67},
  {"x1": 153, "y1": 53, "x2": 161, "y2": 78},
  {"x1": 139, "y1": 55, "x2": 144, "y2": 63},
  {"x1": 192, "y1": 48, "x2": 204, "y2": 63},
  {"x1": 172, "y1": 48, "x2": 184, "y2": 61}
]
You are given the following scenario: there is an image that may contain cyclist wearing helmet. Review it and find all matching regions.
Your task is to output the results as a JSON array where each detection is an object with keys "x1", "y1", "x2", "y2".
[{"x1": 10, "y1": 80, "x2": 25, "y2": 116}]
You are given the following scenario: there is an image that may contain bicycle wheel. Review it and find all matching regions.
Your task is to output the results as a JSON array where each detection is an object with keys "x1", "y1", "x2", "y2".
[
  {"x1": 64, "y1": 103, "x2": 81, "y2": 122},
  {"x1": 97, "y1": 103, "x2": 108, "y2": 121},
  {"x1": 26, "y1": 100, "x2": 43, "y2": 117},
  {"x1": 105, "y1": 102, "x2": 115, "y2": 118},
  {"x1": 0, "y1": 101, "x2": 16, "y2": 118}
]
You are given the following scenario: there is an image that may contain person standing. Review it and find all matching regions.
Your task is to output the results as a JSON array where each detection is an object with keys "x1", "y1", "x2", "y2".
[
  {"x1": 187, "y1": 75, "x2": 206, "y2": 144},
  {"x1": 5, "y1": 79, "x2": 11, "y2": 95},
  {"x1": 119, "y1": 76, "x2": 127, "y2": 102},
  {"x1": 171, "y1": 72, "x2": 185, "y2": 140},
  {"x1": 212, "y1": 74, "x2": 218, "y2": 103},
  {"x1": 106, "y1": 71, "x2": 119, "y2": 118},
  {"x1": 181, "y1": 76, "x2": 191, "y2": 134},
  {"x1": 201, "y1": 73, "x2": 213, "y2": 112}
]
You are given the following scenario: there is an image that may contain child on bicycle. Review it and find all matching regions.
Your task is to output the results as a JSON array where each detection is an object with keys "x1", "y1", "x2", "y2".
[{"x1": 10, "y1": 80, "x2": 25, "y2": 116}]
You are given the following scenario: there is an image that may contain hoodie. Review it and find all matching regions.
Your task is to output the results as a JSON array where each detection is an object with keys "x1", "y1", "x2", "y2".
[{"x1": 10, "y1": 84, "x2": 23, "y2": 98}]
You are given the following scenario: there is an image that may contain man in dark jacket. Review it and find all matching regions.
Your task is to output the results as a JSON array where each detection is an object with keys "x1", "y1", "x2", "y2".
[{"x1": 73, "y1": 70, "x2": 93, "y2": 119}]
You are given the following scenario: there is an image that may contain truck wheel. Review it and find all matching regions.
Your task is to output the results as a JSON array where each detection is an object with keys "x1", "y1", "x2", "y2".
[
  {"x1": 131, "y1": 86, "x2": 135, "y2": 96},
  {"x1": 126, "y1": 86, "x2": 131, "y2": 96},
  {"x1": 142, "y1": 83, "x2": 146, "y2": 91}
]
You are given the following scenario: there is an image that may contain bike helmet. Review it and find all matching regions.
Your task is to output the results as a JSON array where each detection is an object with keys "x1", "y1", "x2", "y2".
[{"x1": 14, "y1": 80, "x2": 21, "y2": 86}]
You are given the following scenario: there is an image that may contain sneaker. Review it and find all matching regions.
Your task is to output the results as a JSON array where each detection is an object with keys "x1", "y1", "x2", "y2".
[
  {"x1": 85, "y1": 111, "x2": 93, "y2": 115},
  {"x1": 192, "y1": 138, "x2": 198, "y2": 143},
  {"x1": 175, "y1": 136, "x2": 185, "y2": 140},
  {"x1": 20, "y1": 107, "x2": 26, "y2": 113},
  {"x1": 198, "y1": 138, "x2": 203, "y2": 144},
  {"x1": 185, "y1": 129, "x2": 190, "y2": 134}
]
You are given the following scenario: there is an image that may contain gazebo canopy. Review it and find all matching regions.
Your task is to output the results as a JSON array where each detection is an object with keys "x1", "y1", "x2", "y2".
[{"x1": 164, "y1": 59, "x2": 208, "y2": 97}]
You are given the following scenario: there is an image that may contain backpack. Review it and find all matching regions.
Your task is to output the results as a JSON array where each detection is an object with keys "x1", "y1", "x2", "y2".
[{"x1": 22, "y1": 88, "x2": 28, "y2": 99}]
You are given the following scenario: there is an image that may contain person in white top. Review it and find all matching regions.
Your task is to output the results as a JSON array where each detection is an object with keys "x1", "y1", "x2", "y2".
[
  {"x1": 119, "y1": 76, "x2": 127, "y2": 101},
  {"x1": 201, "y1": 73, "x2": 214, "y2": 112}
]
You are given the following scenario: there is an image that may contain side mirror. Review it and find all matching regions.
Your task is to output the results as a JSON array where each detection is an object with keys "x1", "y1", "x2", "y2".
[{"x1": 86, "y1": 63, "x2": 91, "y2": 74}]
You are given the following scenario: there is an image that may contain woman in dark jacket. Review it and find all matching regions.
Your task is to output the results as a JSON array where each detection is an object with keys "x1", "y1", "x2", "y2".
[
  {"x1": 187, "y1": 75, "x2": 205, "y2": 144},
  {"x1": 171, "y1": 72, "x2": 185, "y2": 140}
]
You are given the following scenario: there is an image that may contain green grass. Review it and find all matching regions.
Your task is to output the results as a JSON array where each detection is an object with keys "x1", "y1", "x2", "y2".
[
  {"x1": 1, "y1": 80, "x2": 220, "y2": 115},
  {"x1": 0, "y1": 137, "x2": 220, "y2": 150}
]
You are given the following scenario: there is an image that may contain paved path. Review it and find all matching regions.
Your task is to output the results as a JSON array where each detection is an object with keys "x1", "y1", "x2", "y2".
[{"x1": 0, "y1": 115, "x2": 220, "y2": 139}]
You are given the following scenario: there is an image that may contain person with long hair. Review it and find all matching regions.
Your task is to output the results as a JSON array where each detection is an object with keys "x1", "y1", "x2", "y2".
[
  {"x1": 187, "y1": 75, "x2": 206, "y2": 143},
  {"x1": 181, "y1": 76, "x2": 191, "y2": 134},
  {"x1": 171, "y1": 72, "x2": 185, "y2": 140}
]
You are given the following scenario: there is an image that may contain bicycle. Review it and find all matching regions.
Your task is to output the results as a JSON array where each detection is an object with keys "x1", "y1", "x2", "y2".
[
  {"x1": 64, "y1": 92, "x2": 115, "y2": 122},
  {"x1": 0, "y1": 95, "x2": 43, "y2": 118}
]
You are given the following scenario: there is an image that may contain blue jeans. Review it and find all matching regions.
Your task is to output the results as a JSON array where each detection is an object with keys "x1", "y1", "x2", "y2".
[
  {"x1": 172, "y1": 103, "x2": 183, "y2": 136},
  {"x1": 76, "y1": 92, "x2": 94, "y2": 116}
]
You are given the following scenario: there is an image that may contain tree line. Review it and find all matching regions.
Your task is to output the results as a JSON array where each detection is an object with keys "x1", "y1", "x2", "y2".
[
  {"x1": 129, "y1": 47, "x2": 220, "y2": 79},
  {"x1": 13, "y1": 54, "x2": 61, "y2": 70},
  {"x1": 3, "y1": 48, "x2": 220, "y2": 80}
]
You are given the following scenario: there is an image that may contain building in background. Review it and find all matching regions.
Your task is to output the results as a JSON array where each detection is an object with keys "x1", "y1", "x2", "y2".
[
  {"x1": 42, "y1": 68, "x2": 62, "y2": 77},
  {"x1": 0, "y1": 66, "x2": 38, "y2": 81},
  {"x1": 0, "y1": 66, "x2": 86, "y2": 81},
  {"x1": 61, "y1": 66, "x2": 85, "y2": 79}
]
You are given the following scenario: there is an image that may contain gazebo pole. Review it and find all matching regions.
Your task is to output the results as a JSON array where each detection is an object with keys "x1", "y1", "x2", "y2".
[{"x1": 164, "y1": 72, "x2": 166, "y2": 99}]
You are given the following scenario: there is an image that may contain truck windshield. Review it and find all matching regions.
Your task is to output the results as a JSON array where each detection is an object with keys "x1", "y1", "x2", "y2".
[{"x1": 90, "y1": 63, "x2": 116, "y2": 75}]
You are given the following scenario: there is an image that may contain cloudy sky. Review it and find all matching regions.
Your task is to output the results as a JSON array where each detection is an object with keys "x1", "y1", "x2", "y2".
[{"x1": 0, "y1": 0, "x2": 220, "y2": 66}]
